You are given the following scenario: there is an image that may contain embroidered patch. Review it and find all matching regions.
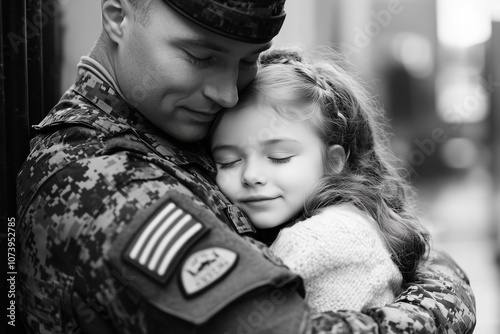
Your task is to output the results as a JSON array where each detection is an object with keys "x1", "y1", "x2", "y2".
[
  {"x1": 124, "y1": 202, "x2": 208, "y2": 284},
  {"x1": 181, "y1": 247, "x2": 238, "y2": 297},
  {"x1": 224, "y1": 204, "x2": 256, "y2": 234}
]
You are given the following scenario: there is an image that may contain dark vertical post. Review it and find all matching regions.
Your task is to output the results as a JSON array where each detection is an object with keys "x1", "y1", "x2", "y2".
[
  {"x1": 1, "y1": 1, "x2": 29, "y2": 332},
  {"x1": 0, "y1": 0, "x2": 29, "y2": 333},
  {"x1": 42, "y1": 0, "x2": 62, "y2": 119},
  {"x1": 1, "y1": 0, "x2": 61, "y2": 332},
  {"x1": 0, "y1": 0, "x2": 29, "y2": 221},
  {"x1": 27, "y1": 0, "x2": 45, "y2": 137}
]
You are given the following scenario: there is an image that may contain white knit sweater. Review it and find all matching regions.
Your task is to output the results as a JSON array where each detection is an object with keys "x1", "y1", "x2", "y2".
[{"x1": 270, "y1": 204, "x2": 402, "y2": 312}]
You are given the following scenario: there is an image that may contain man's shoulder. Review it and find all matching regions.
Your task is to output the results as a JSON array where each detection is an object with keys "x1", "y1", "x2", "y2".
[
  {"x1": 17, "y1": 118, "x2": 172, "y2": 222},
  {"x1": 36, "y1": 89, "x2": 130, "y2": 135}
]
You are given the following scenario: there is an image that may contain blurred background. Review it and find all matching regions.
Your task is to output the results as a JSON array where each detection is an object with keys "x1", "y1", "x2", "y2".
[{"x1": 1, "y1": 0, "x2": 498, "y2": 333}]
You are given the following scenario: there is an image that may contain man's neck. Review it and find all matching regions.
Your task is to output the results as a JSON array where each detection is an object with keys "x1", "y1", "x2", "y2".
[
  {"x1": 88, "y1": 32, "x2": 117, "y2": 84},
  {"x1": 86, "y1": 33, "x2": 132, "y2": 106}
]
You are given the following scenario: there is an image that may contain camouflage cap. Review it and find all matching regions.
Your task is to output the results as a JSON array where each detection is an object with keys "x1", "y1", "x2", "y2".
[{"x1": 162, "y1": 0, "x2": 286, "y2": 43}]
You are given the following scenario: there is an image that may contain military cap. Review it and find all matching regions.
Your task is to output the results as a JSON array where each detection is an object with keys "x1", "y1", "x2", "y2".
[{"x1": 162, "y1": 0, "x2": 287, "y2": 43}]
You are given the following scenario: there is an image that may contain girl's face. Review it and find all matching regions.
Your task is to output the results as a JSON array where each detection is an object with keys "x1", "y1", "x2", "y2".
[{"x1": 211, "y1": 95, "x2": 325, "y2": 229}]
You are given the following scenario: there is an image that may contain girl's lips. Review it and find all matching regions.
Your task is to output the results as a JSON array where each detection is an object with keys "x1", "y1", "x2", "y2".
[
  {"x1": 241, "y1": 195, "x2": 279, "y2": 202},
  {"x1": 240, "y1": 197, "x2": 280, "y2": 207}
]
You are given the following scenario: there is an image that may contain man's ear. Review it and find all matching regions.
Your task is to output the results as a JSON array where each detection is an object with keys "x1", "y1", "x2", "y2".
[
  {"x1": 102, "y1": 0, "x2": 130, "y2": 44},
  {"x1": 326, "y1": 145, "x2": 346, "y2": 174}
]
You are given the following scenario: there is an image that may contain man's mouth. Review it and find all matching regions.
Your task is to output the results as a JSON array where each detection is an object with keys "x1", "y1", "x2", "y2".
[{"x1": 186, "y1": 108, "x2": 218, "y2": 122}]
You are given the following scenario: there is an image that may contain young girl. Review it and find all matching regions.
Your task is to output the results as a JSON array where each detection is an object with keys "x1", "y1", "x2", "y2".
[{"x1": 210, "y1": 47, "x2": 429, "y2": 312}]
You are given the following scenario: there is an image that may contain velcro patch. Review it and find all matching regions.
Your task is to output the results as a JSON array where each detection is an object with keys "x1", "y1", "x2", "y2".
[
  {"x1": 124, "y1": 201, "x2": 208, "y2": 284},
  {"x1": 181, "y1": 247, "x2": 238, "y2": 297}
]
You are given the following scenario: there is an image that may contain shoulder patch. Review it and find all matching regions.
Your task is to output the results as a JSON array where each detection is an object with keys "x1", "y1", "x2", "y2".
[
  {"x1": 106, "y1": 191, "x2": 303, "y2": 326},
  {"x1": 181, "y1": 247, "x2": 238, "y2": 297},
  {"x1": 124, "y1": 201, "x2": 208, "y2": 284}
]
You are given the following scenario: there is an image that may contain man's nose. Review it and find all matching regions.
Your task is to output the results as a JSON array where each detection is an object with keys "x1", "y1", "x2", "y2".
[{"x1": 203, "y1": 66, "x2": 239, "y2": 109}]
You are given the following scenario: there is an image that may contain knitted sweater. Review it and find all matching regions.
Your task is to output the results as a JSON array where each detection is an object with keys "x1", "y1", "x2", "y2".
[{"x1": 270, "y1": 204, "x2": 402, "y2": 312}]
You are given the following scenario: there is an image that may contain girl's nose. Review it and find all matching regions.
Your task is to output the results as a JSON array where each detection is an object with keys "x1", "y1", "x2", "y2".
[{"x1": 241, "y1": 162, "x2": 267, "y2": 187}]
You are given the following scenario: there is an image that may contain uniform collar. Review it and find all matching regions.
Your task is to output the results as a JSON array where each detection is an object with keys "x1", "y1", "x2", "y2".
[{"x1": 41, "y1": 57, "x2": 216, "y2": 174}]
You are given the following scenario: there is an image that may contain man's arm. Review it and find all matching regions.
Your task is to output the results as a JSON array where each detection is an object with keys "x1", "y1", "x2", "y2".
[
  {"x1": 99, "y1": 189, "x2": 311, "y2": 334},
  {"x1": 309, "y1": 250, "x2": 476, "y2": 334},
  {"x1": 242, "y1": 229, "x2": 476, "y2": 334}
]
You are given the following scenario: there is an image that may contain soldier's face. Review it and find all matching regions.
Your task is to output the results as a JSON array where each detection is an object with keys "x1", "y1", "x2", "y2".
[
  {"x1": 113, "y1": 3, "x2": 272, "y2": 142},
  {"x1": 211, "y1": 97, "x2": 326, "y2": 229}
]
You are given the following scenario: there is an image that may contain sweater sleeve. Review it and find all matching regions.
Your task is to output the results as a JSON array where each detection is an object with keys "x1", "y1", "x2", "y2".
[{"x1": 270, "y1": 206, "x2": 402, "y2": 312}]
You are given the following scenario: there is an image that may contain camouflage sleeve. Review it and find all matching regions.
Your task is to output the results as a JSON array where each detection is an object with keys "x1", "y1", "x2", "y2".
[
  {"x1": 309, "y1": 250, "x2": 476, "y2": 334},
  {"x1": 99, "y1": 190, "x2": 311, "y2": 334}
]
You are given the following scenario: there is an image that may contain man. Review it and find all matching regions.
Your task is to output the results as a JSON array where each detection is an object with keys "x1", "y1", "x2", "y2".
[{"x1": 17, "y1": 0, "x2": 476, "y2": 333}]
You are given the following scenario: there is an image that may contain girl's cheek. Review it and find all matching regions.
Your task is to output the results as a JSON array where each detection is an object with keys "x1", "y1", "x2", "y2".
[{"x1": 216, "y1": 171, "x2": 235, "y2": 192}]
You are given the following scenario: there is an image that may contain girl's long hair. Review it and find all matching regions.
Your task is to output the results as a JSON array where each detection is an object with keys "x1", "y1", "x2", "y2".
[{"x1": 244, "y1": 46, "x2": 429, "y2": 283}]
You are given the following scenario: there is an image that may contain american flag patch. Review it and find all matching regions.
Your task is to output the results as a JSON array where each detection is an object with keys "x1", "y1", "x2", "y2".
[{"x1": 124, "y1": 202, "x2": 208, "y2": 284}]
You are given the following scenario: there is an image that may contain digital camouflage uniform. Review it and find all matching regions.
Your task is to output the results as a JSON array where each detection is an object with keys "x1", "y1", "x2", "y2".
[{"x1": 16, "y1": 61, "x2": 477, "y2": 334}]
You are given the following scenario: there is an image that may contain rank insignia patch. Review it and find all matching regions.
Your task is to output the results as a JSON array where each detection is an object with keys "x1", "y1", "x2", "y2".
[
  {"x1": 125, "y1": 202, "x2": 208, "y2": 284},
  {"x1": 181, "y1": 247, "x2": 238, "y2": 297}
]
